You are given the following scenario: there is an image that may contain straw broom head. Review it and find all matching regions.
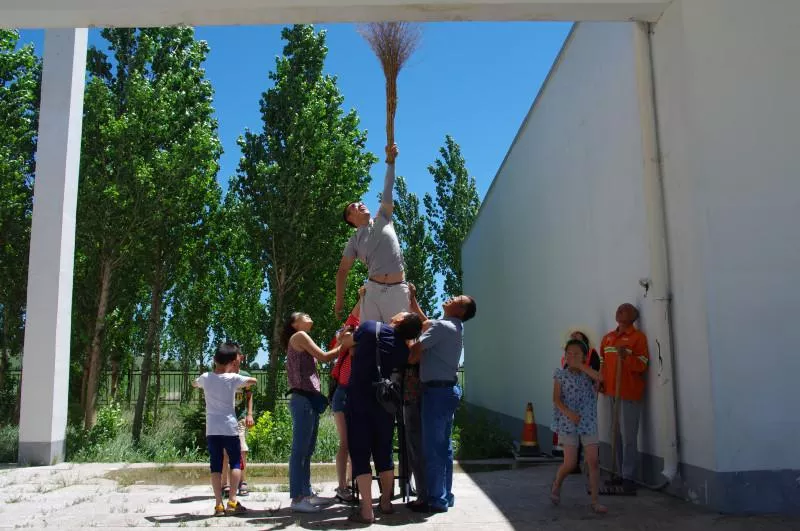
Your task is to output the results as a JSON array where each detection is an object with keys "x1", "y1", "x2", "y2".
[{"x1": 359, "y1": 22, "x2": 421, "y2": 147}]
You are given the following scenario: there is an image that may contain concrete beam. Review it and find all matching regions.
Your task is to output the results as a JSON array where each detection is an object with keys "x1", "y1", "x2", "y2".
[
  {"x1": 17, "y1": 28, "x2": 87, "y2": 466},
  {"x1": 2, "y1": 0, "x2": 670, "y2": 29}
]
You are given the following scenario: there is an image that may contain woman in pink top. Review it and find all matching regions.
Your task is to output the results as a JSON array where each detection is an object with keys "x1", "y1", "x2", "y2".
[{"x1": 280, "y1": 312, "x2": 346, "y2": 513}]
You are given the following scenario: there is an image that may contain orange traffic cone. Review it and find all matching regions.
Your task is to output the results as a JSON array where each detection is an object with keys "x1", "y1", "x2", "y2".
[{"x1": 517, "y1": 403, "x2": 542, "y2": 457}]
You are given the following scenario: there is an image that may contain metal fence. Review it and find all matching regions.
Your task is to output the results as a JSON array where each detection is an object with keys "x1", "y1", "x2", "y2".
[{"x1": 5, "y1": 368, "x2": 465, "y2": 407}]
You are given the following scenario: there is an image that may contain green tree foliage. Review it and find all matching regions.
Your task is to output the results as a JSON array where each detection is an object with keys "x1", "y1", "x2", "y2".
[
  {"x1": 423, "y1": 135, "x2": 481, "y2": 297},
  {"x1": 128, "y1": 27, "x2": 222, "y2": 441},
  {"x1": 392, "y1": 176, "x2": 438, "y2": 318},
  {"x1": 208, "y1": 194, "x2": 268, "y2": 369},
  {"x1": 232, "y1": 25, "x2": 376, "y2": 409},
  {"x1": 76, "y1": 27, "x2": 222, "y2": 438},
  {"x1": 0, "y1": 30, "x2": 40, "y2": 410}
]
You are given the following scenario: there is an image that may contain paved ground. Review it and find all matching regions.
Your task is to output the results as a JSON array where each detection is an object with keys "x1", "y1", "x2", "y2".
[{"x1": 0, "y1": 461, "x2": 797, "y2": 530}]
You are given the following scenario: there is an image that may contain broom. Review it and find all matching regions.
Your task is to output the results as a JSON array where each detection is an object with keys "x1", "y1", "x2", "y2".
[{"x1": 359, "y1": 22, "x2": 421, "y2": 148}]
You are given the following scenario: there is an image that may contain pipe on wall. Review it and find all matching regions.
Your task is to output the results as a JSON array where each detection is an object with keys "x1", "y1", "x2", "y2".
[{"x1": 633, "y1": 20, "x2": 679, "y2": 486}]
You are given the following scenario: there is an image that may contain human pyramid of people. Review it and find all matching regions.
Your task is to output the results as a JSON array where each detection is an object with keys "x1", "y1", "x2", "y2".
[{"x1": 194, "y1": 145, "x2": 649, "y2": 523}]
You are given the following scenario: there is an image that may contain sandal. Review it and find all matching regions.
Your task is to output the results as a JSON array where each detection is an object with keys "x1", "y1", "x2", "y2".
[
  {"x1": 347, "y1": 511, "x2": 375, "y2": 524},
  {"x1": 237, "y1": 481, "x2": 249, "y2": 496},
  {"x1": 591, "y1": 503, "x2": 608, "y2": 514},
  {"x1": 550, "y1": 481, "x2": 561, "y2": 506},
  {"x1": 222, "y1": 485, "x2": 231, "y2": 498}
]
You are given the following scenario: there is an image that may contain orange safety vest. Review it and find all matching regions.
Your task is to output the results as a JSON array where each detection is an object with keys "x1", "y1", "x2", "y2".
[{"x1": 599, "y1": 327, "x2": 649, "y2": 401}]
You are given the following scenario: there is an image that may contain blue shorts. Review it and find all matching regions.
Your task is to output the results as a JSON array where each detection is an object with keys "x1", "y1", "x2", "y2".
[
  {"x1": 331, "y1": 385, "x2": 348, "y2": 413},
  {"x1": 207, "y1": 435, "x2": 241, "y2": 473}
]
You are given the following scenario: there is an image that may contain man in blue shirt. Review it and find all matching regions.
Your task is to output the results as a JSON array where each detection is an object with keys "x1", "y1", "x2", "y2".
[{"x1": 408, "y1": 293, "x2": 477, "y2": 513}]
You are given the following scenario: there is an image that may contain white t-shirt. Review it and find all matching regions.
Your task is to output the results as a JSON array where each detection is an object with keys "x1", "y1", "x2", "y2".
[{"x1": 195, "y1": 372, "x2": 252, "y2": 436}]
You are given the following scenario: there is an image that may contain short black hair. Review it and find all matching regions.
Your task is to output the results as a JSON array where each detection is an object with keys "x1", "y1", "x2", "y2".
[
  {"x1": 461, "y1": 296, "x2": 477, "y2": 322},
  {"x1": 394, "y1": 313, "x2": 424, "y2": 341},
  {"x1": 343, "y1": 204, "x2": 356, "y2": 228},
  {"x1": 214, "y1": 342, "x2": 239, "y2": 366}
]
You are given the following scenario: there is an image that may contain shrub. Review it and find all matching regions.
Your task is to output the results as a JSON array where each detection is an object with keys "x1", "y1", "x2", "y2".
[
  {"x1": 453, "y1": 404, "x2": 514, "y2": 460},
  {"x1": 247, "y1": 404, "x2": 339, "y2": 463},
  {"x1": 88, "y1": 402, "x2": 125, "y2": 447},
  {"x1": 0, "y1": 374, "x2": 19, "y2": 422},
  {"x1": 69, "y1": 406, "x2": 205, "y2": 463},
  {"x1": 179, "y1": 402, "x2": 207, "y2": 454},
  {"x1": 247, "y1": 404, "x2": 292, "y2": 463},
  {"x1": 0, "y1": 424, "x2": 18, "y2": 463}
]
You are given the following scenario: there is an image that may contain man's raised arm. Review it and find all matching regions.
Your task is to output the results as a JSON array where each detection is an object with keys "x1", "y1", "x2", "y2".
[{"x1": 378, "y1": 144, "x2": 398, "y2": 219}]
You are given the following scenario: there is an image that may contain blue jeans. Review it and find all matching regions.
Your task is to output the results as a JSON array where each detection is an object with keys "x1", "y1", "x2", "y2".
[
  {"x1": 289, "y1": 393, "x2": 320, "y2": 499},
  {"x1": 422, "y1": 384, "x2": 462, "y2": 510}
]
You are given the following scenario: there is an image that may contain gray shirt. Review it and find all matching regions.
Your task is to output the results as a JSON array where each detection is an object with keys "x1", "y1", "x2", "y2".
[
  {"x1": 343, "y1": 164, "x2": 404, "y2": 277},
  {"x1": 419, "y1": 317, "x2": 463, "y2": 383}
]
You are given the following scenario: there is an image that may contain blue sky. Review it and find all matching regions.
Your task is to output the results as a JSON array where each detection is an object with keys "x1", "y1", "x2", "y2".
[
  {"x1": 20, "y1": 22, "x2": 570, "y2": 213},
  {"x1": 19, "y1": 23, "x2": 570, "y2": 364}
]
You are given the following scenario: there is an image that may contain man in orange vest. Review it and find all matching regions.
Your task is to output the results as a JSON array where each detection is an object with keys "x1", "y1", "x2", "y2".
[{"x1": 600, "y1": 303, "x2": 649, "y2": 493}]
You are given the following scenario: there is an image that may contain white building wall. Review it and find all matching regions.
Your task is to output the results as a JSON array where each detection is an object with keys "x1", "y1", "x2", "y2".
[
  {"x1": 648, "y1": 0, "x2": 719, "y2": 472},
  {"x1": 465, "y1": 0, "x2": 800, "y2": 492},
  {"x1": 463, "y1": 21, "x2": 682, "y2": 462},
  {"x1": 655, "y1": 0, "x2": 800, "y2": 473}
]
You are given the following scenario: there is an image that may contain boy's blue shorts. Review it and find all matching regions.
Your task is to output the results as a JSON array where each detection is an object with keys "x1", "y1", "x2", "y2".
[{"x1": 207, "y1": 435, "x2": 241, "y2": 473}]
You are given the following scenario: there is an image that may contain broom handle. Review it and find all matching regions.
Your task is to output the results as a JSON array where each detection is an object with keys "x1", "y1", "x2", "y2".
[
  {"x1": 386, "y1": 78, "x2": 396, "y2": 147},
  {"x1": 610, "y1": 350, "x2": 623, "y2": 477}
]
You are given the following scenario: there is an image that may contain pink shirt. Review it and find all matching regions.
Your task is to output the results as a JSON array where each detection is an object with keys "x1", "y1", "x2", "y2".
[{"x1": 287, "y1": 344, "x2": 320, "y2": 393}]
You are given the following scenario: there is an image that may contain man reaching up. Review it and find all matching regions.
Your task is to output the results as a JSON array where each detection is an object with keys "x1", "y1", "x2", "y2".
[{"x1": 336, "y1": 144, "x2": 409, "y2": 321}]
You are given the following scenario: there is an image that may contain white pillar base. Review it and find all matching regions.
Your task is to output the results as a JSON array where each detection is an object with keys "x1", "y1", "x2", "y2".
[{"x1": 17, "y1": 28, "x2": 87, "y2": 466}]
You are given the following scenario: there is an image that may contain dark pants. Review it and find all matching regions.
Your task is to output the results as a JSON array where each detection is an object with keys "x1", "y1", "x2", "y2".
[
  {"x1": 347, "y1": 390, "x2": 395, "y2": 478},
  {"x1": 403, "y1": 400, "x2": 427, "y2": 500}
]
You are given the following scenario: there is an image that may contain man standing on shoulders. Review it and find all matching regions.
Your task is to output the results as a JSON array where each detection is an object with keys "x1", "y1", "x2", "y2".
[
  {"x1": 600, "y1": 303, "x2": 649, "y2": 493},
  {"x1": 408, "y1": 294, "x2": 477, "y2": 514},
  {"x1": 336, "y1": 144, "x2": 409, "y2": 322}
]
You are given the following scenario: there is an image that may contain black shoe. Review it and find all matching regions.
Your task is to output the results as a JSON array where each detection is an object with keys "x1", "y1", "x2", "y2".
[
  {"x1": 405, "y1": 499, "x2": 426, "y2": 509},
  {"x1": 409, "y1": 502, "x2": 447, "y2": 514}
]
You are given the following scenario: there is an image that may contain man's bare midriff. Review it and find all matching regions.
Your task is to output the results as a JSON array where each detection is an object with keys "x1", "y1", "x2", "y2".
[{"x1": 369, "y1": 271, "x2": 405, "y2": 284}]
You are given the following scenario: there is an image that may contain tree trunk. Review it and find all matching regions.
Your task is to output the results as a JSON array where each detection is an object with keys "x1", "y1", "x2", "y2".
[
  {"x1": 110, "y1": 355, "x2": 120, "y2": 401},
  {"x1": 0, "y1": 306, "x2": 9, "y2": 396},
  {"x1": 132, "y1": 272, "x2": 163, "y2": 443},
  {"x1": 84, "y1": 258, "x2": 113, "y2": 429},
  {"x1": 79, "y1": 346, "x2": 90, "y2": 412},
  {"x1": 13, "y1": 370, "x2": 22, "y2": 424},
  {"x1": 126, "y1": 366, "x2": 133, "y2": 406},
  {"x1": 265, "y1": 289, "x2": 285, "y2": 412},
  {"x1": 153, "y1": 340, "x2": 161, "y2": 423},
  {"x1": 180, "y1": 353, "x2": 190, "y2": 404}
]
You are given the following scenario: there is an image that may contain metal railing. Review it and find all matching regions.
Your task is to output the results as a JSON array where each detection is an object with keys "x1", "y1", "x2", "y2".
[{"x1": 4, "y1": 368, "x2": 465, "y2": 407}]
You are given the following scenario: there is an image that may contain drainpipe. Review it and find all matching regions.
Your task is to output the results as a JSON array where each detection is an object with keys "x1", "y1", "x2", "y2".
[{"x1": 633, "y1": 21, "x2": 679, "y2": 487}]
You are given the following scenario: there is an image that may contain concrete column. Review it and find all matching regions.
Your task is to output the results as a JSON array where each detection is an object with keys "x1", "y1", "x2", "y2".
[{"x1": 18, "y1": 28, "x2": 87, "y2": 466}]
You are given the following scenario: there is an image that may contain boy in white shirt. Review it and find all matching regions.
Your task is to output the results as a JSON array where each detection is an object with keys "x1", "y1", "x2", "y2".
[{"x1": 194, "y1": 342, "x2": 257, "y2": 516}]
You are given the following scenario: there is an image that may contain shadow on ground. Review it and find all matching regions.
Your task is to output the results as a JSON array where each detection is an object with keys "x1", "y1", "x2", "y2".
[{"x1": 459, "y1": 461, "x2": 800, "y2": 530}]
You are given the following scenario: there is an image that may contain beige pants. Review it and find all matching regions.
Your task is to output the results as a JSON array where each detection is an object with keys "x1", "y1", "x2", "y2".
[{"x1": 360, "y1": 281, "x2": 410, "y2": 322}]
